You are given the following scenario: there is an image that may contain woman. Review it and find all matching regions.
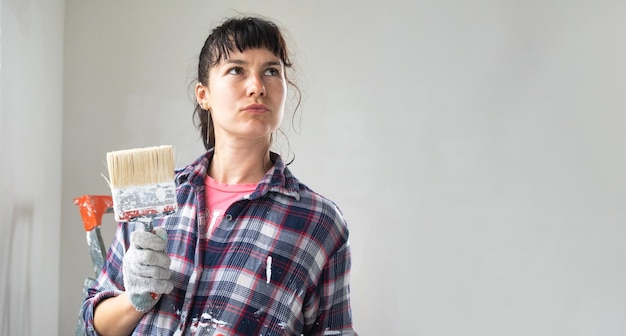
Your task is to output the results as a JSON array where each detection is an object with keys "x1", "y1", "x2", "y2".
[{"x1": 81, "y1": 16, "x2": 357, "y2": 336}]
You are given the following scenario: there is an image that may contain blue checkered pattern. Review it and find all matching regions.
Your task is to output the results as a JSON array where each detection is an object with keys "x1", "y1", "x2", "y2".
[{"x1": 80, "y1": 150, "x2": 357, "y2": 335}]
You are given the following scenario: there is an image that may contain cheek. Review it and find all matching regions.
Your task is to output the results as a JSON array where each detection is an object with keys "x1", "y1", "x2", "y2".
[
  {"x1": 272, "y1": 83, "x2": 287, "y2": 103},
  {"x1": 274, "y1": 108, "x2": 285, "y2": 126},
  {"x1": 209, "y1": 79, "x2": 239, "y2": 99}
]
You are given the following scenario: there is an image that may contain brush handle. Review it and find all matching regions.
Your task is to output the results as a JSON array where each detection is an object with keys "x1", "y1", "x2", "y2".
[
  {"x1": 135, "y1": 216, "x2": 155, "y2": 233},
  {"x1": 142, "y1": 220, "x2": 154, "y2": 234},
  {"x1": 136, "y1": 217, "x2": 160, "y2": 300}
]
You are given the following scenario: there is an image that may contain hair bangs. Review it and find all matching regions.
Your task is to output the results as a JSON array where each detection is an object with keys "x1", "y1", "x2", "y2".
[{"x1": 209, "y1": 17, "x2": 291, "y2": 67}]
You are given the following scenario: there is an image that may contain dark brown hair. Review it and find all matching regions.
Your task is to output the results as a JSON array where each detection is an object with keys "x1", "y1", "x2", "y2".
[{"x1": 193, "y1": 16, "x2": 301, "y2": 151}]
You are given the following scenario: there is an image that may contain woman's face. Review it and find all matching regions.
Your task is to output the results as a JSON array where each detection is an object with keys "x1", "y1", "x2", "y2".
[{"x1": 197, "y1": 47, "x2": 287, "y2": 146}]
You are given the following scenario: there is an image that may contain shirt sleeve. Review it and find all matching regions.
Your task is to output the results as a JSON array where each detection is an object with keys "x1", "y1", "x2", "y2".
[
  {"x1": 304, "y1": 240, "x2": 358, "y2": 336},
  {"x1": 78, "y1": 221, "x2": 131, "y2": 335}
]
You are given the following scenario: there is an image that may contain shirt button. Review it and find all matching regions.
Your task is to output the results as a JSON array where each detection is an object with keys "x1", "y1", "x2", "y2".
[{"x1": 225, "y1": 214, "x2": 233, "y2": 221}]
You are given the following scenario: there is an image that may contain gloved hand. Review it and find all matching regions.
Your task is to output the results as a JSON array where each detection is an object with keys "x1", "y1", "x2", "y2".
[{"x1": 123, "y1": 226, "x2": 173, "y2": 313}]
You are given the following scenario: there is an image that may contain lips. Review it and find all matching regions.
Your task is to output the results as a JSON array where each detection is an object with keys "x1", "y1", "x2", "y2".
[{"x1": 243, "y1": 104, "x2": 269, "y2": 113}]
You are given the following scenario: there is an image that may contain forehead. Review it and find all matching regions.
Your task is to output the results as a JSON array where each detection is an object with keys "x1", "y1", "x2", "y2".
[{"x1": 217, "y1": 47, "x2": 283, "y2": 65}]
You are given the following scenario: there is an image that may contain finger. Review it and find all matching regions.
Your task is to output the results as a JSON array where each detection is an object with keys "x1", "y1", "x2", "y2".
[
  {"x1": 130, "y1": 263, "x2": 172, "y2": 280},
  {"x1": 130, "y1": 249, "x2": 171, "y2": 269},
  {"x1": 152, "y1": 227, "x2": 168, "y2": 242},
  {"x1": 131, "y1": 230, "x2": 167, "y2": 251},
  {"x1": 128, "y1": 277, "x2": 173, "y2": 295}
]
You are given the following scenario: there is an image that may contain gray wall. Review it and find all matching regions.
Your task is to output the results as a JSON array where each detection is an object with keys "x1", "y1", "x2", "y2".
[
  {"x1": 2, "y1": 0, "x2": 624, "y2": 335},
  {"x1": 0, "y1": 0, "x2": 64, "y2": 335}
]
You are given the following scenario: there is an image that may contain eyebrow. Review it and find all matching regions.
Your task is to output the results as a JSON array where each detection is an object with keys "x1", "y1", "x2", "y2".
[{"x1": 224, "y1": 59, "x2": 282, "y2": 67}]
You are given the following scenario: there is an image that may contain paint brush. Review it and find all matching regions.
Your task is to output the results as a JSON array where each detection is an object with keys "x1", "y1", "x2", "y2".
[
  {"x1": 106, "y1": 145, "x2": 177, "y2": 300},
  {"x1": 105, "y1": 145, "x2": 178, "y2": 229}
]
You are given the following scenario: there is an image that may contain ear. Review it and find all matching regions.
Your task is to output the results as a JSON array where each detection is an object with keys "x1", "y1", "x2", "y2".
[{"x1": 195, "y1": 83, "x2": 210, "y2": 110}]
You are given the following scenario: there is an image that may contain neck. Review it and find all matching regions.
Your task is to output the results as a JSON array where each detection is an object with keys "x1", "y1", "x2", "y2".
[{"x1": 209, "y1": 140, "x2": 272, "y2": 184}]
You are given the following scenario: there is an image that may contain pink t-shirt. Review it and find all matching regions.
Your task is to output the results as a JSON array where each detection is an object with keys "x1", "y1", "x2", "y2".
[{"x1": 204, "y1": 175, "x2": 257, "y2": 236}]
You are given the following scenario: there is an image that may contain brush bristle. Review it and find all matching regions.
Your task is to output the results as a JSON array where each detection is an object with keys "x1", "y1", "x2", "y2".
[{"x1": 106, "y1": 145, "x2": 174, "y2": 188}]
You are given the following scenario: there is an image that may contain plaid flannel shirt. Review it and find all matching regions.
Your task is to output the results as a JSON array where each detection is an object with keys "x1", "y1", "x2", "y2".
[{"x1": 80, "y1": 150, "x2": 357, "y2": 335}]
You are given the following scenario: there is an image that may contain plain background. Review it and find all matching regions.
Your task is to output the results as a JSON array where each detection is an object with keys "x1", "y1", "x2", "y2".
[{"x1": 2, "y1": 0, "x2": 626, "y2": 335}]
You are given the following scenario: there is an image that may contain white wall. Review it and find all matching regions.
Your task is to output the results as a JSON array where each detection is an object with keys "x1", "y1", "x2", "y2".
[
  {"x1": 0, "y1": 0, "x2": 64, "y2": 335},
  {"x1": 60, "y1": 1, "x2": 626, "y2": 335}
]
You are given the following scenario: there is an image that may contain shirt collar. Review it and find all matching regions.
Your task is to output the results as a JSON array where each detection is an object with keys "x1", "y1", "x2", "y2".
[{"x1": 176, "y1": 149, "x2": 301, "y2": 201}]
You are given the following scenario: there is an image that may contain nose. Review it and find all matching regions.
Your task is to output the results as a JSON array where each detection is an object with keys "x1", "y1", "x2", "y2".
[{"x1": 247, "y1": 74, "x2": 266, "y2": 97}]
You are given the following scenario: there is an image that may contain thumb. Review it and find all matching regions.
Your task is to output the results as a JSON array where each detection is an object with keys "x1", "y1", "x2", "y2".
[{"x1": 152, "y1": 227, "x2": 168, "y2": 242}]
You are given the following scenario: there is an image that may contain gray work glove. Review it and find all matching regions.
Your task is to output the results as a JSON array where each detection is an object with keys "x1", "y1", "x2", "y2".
[{"x1": 123, "y1": 226, "x2": 173, "y2": 313}]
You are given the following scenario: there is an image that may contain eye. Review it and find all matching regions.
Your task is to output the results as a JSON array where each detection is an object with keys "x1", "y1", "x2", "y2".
[
  {"x1": 227, "y1": 67, "x2": 244, "y2": 75},
  {"x1": 264, "y1": 68, "x2": 280, "y2": 76}
]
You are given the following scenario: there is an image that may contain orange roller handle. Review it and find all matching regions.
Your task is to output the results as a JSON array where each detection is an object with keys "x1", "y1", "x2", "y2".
[{"x1": 74, "y1": 195, "x2": 114, "y2": 231}]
